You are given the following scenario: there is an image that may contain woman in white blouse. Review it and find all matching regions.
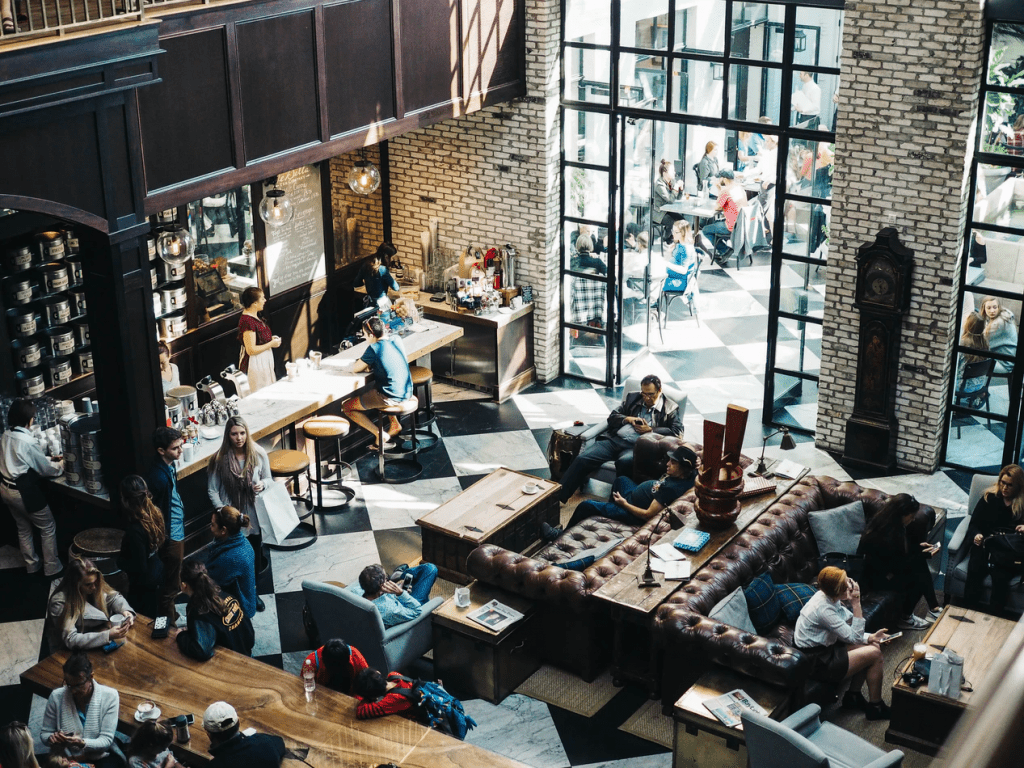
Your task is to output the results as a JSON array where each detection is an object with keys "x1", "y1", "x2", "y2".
[{"x1": 794, "y1": 566, "x2": 890, "y2": 719}]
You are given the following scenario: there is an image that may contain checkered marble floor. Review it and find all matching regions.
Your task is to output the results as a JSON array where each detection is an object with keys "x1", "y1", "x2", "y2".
[{"x1": 0, "y1": 383, "x2": 972, "y2": 768}]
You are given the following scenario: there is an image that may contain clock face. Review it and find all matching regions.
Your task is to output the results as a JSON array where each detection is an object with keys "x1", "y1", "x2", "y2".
[{"x1": 861, "y1": 259, "x2": 897, "y2": 306}]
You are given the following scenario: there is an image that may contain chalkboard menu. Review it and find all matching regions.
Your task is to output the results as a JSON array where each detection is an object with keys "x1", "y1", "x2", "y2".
[{"x1": 265, "y1": 164, "x2": 326, "y2": 296}]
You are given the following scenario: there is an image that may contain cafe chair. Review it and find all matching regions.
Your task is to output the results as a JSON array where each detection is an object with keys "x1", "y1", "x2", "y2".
[
  {"x1": 302, "y1": 415, "x2": 356, "y2": 510},
  {"x1": 376, "y1": 397, "x2": 423, "y2": 483},
  {"x1": 266, "y1": 449, "x2": 318, "y2": 551},
  {"x1": 661, "y1": 251, "x2": 703, "y2": 328},
  {"x1": 400, "y1": 365, "x2": 439, "y2": 451},
  {"x1": 953, "y1": 358, "x2": 995, "y2": 438},
  {"x1": 302, "y1": 578, "x2": 443, "y2": 675},
  {"x1": 741, "y1": 705, "x2": 904, "y2": 768}
]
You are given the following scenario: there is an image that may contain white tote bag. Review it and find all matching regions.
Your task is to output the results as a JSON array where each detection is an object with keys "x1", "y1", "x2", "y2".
[{"x1": 255, "y1": 481, "x2": 301, "y2": 546}]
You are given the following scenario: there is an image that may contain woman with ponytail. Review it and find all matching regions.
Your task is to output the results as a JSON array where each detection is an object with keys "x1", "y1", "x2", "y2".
[
  {"x1": 176, "y1": 559, "x2": 254, "y2": 660},
  {"x1": 204, "y1": 506, "x2": 258, "y2": 618},
  {"x1": 117, "y1": 475, "x2": 166, "y2": 618}
]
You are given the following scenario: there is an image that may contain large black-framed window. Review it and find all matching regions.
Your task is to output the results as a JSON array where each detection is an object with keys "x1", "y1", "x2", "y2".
[
  {"x1": 945, "y1": 17, "x2": 1024, "y2": 472},
  {"x1": 559, "y1": 0, "x2": 841, "y2": 434}
]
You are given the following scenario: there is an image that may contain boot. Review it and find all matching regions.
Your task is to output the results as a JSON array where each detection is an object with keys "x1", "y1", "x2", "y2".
[{"x1": 248, "y1": 533, "x2": 266, "y2": 575}]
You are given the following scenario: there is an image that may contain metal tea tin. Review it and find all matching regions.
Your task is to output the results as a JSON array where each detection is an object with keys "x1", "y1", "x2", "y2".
[
  {"x1": 42, "y1": 262, "x2": 70, "y2": 293},
  {"x1": 8, "y1": 276, "x2": 35, "y2": 305},
  {"x1": 5, "y1": 245, "x2": 33, "y2": 272},
  {"x1": 66, "y1": 259, "x2": 83, "y2": 286},
  {"x1": 164, "y1": 397, "x2": 183, "y2": 430},
  {"x1": 41, "y1": 294, "x2": 71, "y2": 326},
  {"x1": 8, "y1": 307, "x2": 39, "y2": 338},
  {"x1": 157, "y1": 209, "x2": 177, "y2": 224},
  {"x1": 159, "y1": 260, "x2": 188, "y2": 283},
  {"x1": 73, "y1": 346, "x2": 94, "y2": 376},
  {"x1": 159, "y1": 311, "x2": 187, "y2": 339},
  {"x1": 72, "y1": 320, "x2": 90, "y2": 348},
  {"x1": 62, "y1": 227, "x2": 79, "y2": 256},
  {"x1": 151, "y1": 266, "x2": 158, "y2": 289},
  {"x1": 15, "y1": 368, "x2": 46, "y2": 398},
  {"x1": 45, "y1": 326, "x2": 75, "y2": 357},
  {"x1": 147, "y1": 235, "x2": 157, "y2": 261},
  {"x1": 160, "y1": 282, "x2": 187, "y2": 315},
  {"x1": 11, "y1": 337, "x2": 43, "y2": 368},
  {"x1": 35, "y1": 231, "x2": 65, "y2": 262},
  {"x1": 69, "y1": 289, "x2": 87, "y2": 317},
  {"x1": 45, "y1": 356, "x2": 73, "y2": 388}
]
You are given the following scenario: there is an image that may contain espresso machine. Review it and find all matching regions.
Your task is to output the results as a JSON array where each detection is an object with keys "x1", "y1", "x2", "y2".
[
  {"x1": 196, "y1": 375, "x2": 227, "y2": 406},
  {"x1": 220, "y1": 364, "x2": 252, "y2": 399}
]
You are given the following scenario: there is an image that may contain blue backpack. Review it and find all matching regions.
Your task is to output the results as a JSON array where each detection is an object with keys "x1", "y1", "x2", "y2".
[{"x1": 390, "y1": 675, "x2": 477, "y2": 740}]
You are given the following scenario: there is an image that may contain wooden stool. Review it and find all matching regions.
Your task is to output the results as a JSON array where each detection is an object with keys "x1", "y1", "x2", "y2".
[
  {"x1": 400, "y1": 365, "x2": 439, "y2": 450},
  {"x1": 266, "y1": 449, "x2": 317, "y2": 550},
  {"x1": 376, "y1": 397, "x2": 423, "y2": 483},
  {"x1": 71, "y1": 528, "x2": 127, "y2": 593},
  {"x1": 302, "y1": 415, "x2": 356, "y2": 510}
]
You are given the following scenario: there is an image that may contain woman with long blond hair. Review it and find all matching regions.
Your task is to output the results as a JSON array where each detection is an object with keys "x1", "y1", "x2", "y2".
[
  {"x1": 117, "y1": 475, "x2": 166, "y2": 618},
  {"x1": 0, "y1": 721, "x2": 41, "y2": 768},
  {"x1": 956, "y1": 311, "x2": 990, "y2": 407},
  {"x1": 964, "y1": 464, "x2": 1024, "y2": 612},
  {"x1": 46, "y1": 558, "x2": 135, "y2": 651},
  {"x1": 980, "y1": 295, "x2": 1017, "y2": 374},
  {"x1": 665, "y1": 219, "x2": 697, "y2": 294},
  {"x1": 208, "y1": 415, "x2": 271, "y2": 582}
]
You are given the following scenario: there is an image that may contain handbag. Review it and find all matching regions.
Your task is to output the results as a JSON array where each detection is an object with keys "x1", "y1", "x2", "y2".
[
  {"x1": 984, "y1": 529, "x2": 1024, "y2": 573},
  {"x1": 927, "y1": 649, "x2": 964, "y2": 698},
  {"x1": 546, "y1": 427, "x2": 585, "y2": 481},
  {"x1": 254, "y1": 481, "x2": 301, "y2": 546},
  {"x1": 817, "y1": 551, "x2": 866, "y2": 581}
]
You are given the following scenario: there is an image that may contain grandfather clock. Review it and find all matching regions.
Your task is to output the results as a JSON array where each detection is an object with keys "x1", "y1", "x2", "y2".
[{"x1": 842, "y1": 228, "x2": 914, "y2": 471}]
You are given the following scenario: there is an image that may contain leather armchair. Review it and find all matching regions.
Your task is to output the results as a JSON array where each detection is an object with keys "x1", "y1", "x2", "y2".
[{"x1": 301, "y1": 579, "x2": 443, "y2": 674}]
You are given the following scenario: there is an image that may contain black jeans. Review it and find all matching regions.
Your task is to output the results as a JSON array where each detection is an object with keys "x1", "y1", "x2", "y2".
[{"x1": 965, "y1": 545, "x2": 1016, "y2": 611}]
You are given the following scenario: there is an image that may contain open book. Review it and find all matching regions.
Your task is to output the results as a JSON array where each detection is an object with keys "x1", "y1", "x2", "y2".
[{"x1": 703, "y1": 689, "x2": 768, "y2": 729}]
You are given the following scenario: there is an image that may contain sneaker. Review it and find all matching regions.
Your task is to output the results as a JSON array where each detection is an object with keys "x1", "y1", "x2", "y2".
[
  {"x1": 841, "y1": 691, "x2": 868, "y2": 711},
  {"x1": 540, "y1": 523, "x2": 563, "y2": 543},
  {"x1": 898, "y1": 614, "x2": 930, "y2": 630},
  {"x1": 389, "y1": 564, "x2": 410, "y2": 582},
  {"x1": 926, "y1": 607, "x2": 943, "y2": 623},
  {"x1": 864, "y1": 700, "x2": 891, "y2": 721}
]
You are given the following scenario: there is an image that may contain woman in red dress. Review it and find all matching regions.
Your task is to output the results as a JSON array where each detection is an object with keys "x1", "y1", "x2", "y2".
[{"x1": 238, "y1": 287, "x2": 280, "y2": 392}]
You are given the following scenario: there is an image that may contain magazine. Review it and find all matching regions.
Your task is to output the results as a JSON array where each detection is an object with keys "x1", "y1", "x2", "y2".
[
  {"x1": 772, "y1": 459, "x2": 805, "y2": 480},
  {"x1": 703, "y1": 689, "x2": 768, "y2": 729},
  {"x1": 467, "y1": 599, "x2": 524, "y2": 632},
  {"x1": 651, "y1": 558, "x2": 691, "y2": 580}
]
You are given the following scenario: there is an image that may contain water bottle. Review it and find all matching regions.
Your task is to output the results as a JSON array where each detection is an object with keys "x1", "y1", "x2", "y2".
[{"x1": 302, "y1": 665, "x2": 316, "y2": 702}]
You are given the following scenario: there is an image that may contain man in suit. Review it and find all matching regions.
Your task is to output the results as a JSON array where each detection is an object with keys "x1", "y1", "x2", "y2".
[{"x1": 557, "y1": 374, "x2": 683, "y2": 503}]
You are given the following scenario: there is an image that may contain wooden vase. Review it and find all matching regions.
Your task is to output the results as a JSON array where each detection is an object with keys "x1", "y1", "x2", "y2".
[{"x1": 694, "y1": 473, "x2": 741, "y2": 529}]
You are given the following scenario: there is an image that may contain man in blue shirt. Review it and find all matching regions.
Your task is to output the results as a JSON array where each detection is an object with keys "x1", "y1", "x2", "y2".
[
  {"x1": 348, "y1": 563, "x2": 437, "y2": 628},
  {"x1": 146, "y1": 426, "x2": 186, "y2": 623},
  {"x1": 343, "y1": 316, "x2": 414, "y2": 451}
]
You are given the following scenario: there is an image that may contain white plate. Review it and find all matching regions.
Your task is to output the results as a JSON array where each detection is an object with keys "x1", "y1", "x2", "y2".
[
  {"x1": 521, "y1": 484, "x2": 540, "y2": 495},
  {"x1": 134, "y1": 707, "x2": 161, "y2": 723}
]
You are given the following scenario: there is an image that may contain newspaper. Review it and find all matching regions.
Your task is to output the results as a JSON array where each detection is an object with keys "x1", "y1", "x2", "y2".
[
  {"x1": 651, "y1": 558, "x2": 691, "y2": 580},
  {"x1": 703, "y1": 688, "x2": 768, "y2": 729},
  {"x1": 467, "y1": 599, "x2": 524, "y2": 633}
]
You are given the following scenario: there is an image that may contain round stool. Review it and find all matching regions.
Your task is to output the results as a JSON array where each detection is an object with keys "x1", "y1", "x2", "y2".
[
  {"x1": 302, "y1": 415, "x2": 356, "y2": 510},
  {"x1": 266, "y1": 449, "x2": 317, "y2": 551},
  {"x1": 376, "y1": 397, "x2": 423, "y2": 483},
  {"x1": 71, "y1": 528, "x2": 127, "y2": 593},
  {"x1": 399, "y1": 365, "x2": 439, "y2": 451}
]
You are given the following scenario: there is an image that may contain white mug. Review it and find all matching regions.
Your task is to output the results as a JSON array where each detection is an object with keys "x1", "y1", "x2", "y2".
[{"x1": 455, "y1": 587, "x2": 471, "y2": 608}]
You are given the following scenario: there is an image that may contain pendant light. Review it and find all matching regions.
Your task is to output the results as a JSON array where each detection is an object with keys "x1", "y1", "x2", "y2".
[
  {"x1": 259, "y1": 177, "x2": 294, "y2": 228},
  {"x1": 347, "y1": 151, "x2": 381, "y2": 196},
  {"x1": 157, "y1": 228, "x2": 193, "y2": 267}
]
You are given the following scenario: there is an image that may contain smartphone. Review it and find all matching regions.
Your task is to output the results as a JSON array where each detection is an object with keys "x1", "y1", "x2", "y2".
[
  {"x1": 881, "y1": 631, "x2": 903, "y2": 644},
  {"x1": 102, "y1": 640, "x2": 123, "y2": 653}
]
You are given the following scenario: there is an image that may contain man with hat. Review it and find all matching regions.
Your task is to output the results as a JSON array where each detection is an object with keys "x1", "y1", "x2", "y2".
[
  {"x1": 545, "y1": 445, "x2": 699, "y2": 536},
  {"x1": 203, "y1": 701, "x2": 286, "y2": 768}
]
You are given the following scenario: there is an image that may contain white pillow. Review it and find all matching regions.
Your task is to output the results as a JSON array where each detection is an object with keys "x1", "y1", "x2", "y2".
[
  {"x1": 709, "y1": 586, "x2": 757, "y2": 635},
  {"x1": 808, "y1": 500, "x2": 866, "y2": 555}
]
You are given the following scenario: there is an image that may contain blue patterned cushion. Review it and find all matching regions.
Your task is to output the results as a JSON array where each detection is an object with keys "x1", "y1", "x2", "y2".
[
  {"x1": 743, "y1": 573, "x2": 781, "y2": 632},
  {"x1": 775, "y1": 582, "x2": 816, "y2": 623}
]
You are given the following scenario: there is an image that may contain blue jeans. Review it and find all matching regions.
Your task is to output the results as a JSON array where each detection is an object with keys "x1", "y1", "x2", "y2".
[
  {"x1": 407, "y1": 563, "x2": 438, "y2": 604},
  {"x1": 557, "y1": 436, "x2": 633, "y2": 503},
  {"x1": 701, "y1": 218, "x2": 732, "y2": 254},
  {"x1": 567, "y1": 475, "x2": 644, "y2": 529}
]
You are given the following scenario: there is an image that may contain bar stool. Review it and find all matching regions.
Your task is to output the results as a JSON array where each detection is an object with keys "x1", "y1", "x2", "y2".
[
  {"x1": 302, "y1": 415, "x2": 356, "y2": 510},
  {"x1": 266, "y1": 449, "x2": 317, "y2": 550},
  {"x1": 376, "y1": 397, "x2": 423, "y2": 483},
  {"x1": 398, "y1": 365, "x2": 439, "y2": 451}
]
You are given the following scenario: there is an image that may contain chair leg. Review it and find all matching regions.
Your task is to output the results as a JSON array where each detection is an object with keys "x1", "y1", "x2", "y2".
[{"x1": 313, "y1": 436, "x2": 324, "y2": 510}]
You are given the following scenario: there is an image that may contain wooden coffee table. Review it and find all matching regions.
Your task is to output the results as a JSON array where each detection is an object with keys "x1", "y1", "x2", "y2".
[
  {"x1": 417, "y1": 467, "x2": 560, "y2": 584},
  {"x1": 886, "y1": 605, "x2": 1017, "y2": 755}
]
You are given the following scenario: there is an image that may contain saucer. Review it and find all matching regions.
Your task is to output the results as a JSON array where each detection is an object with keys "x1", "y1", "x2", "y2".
[
  {"x1": 134, "y1": 707, "x2": 161, "y2": 723},
  {"x1": 521, "y1": 484, "x2": 540, "y2": 495}
]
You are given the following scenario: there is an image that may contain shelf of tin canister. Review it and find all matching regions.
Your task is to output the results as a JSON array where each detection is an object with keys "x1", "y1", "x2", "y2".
[{"x1": 153, "y1": 305, "x2": 187, "y2": 321}]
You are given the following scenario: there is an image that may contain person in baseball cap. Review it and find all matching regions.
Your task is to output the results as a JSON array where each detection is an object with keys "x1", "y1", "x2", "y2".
[{"x1": 202, "y1": 701, "x2": 285, "y2": 768}]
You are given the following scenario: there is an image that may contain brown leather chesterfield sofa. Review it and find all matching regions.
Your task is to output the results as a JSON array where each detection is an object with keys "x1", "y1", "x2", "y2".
[{"x1": 652, "y1": 475, "x2": 937, "y2": 709}]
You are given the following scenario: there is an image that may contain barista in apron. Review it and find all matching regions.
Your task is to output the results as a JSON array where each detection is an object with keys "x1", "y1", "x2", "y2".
[
  {"x1": 0, "y1": 398, "x2": 64, "y2": 576},
  {"x1": 237, "y1": 287, "x2": 280, "y2": 393}
]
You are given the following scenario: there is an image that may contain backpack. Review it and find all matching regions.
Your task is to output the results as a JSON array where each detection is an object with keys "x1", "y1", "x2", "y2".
[{"x1": 390, "y1": 675, "x2": 477, "y2": 740}]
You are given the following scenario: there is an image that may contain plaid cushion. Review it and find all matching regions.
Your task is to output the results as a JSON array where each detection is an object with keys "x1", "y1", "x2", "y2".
[
  {"x1": 775, "y1": 582, "x2": 816, "y2": 623},
  {"x1": 742, "y1": 573, "x2": 781, "y2": 632}
]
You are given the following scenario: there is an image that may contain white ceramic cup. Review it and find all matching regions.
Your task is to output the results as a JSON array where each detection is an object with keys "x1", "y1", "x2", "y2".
[
  {"x1": 523, "y1": 482, "x2": 539, "y2": 494},
  {"x1": 137, "y1": 700, "x2": 156, "y2": 719},
  {"x1": 309, "y1": 351, "x2": 322, "y2": 370},
  {"x1": 455, "y1": 587, "x2": 471, "y2": 608}
]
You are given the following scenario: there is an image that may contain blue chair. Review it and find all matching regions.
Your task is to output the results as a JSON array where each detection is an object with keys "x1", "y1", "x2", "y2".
[{"x1": 661, "y1": 250, "x2": 703, "y2": 328}]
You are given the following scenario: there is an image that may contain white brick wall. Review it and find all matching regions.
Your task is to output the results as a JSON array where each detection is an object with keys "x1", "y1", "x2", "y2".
[
  {"x1": 816, "y1": 0, "x2": 985, "y2": 471},
  {"x1": 328, "y1": 147, "x2": 385, "y2": 268}
]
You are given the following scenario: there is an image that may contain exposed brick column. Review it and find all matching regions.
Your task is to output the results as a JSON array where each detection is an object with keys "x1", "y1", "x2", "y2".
[
  {"x1": 816, "y1": 0, "x2": 986, "y2": 471},
  {"x1": 387, "y1": 0, "x2": 562, "y2": 382}
]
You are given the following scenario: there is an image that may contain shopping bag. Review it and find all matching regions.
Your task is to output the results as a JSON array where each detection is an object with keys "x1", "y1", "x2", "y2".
[
  {"x1": 255, "y1": 481, "x2": 301, "y2": 546},
  {"x1": 927, "y1": 649, "x2": 964, "y2": 698}
]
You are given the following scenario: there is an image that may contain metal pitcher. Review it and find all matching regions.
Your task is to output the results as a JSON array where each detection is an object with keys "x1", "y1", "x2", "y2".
[
  {"x1": 220, "y1": 364, "x2": 251, "y2": 399},
  {"x1": 196, "y1": 375, "x2": 227, "y2": 406}
]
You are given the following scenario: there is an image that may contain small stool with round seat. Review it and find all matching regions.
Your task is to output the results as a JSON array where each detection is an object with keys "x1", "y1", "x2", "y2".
[
  {"x1": 266, "y1": 449, "x2": 317, "y2": 550},
  {"x1": 399, "y1": 365, "x2": 439, "y2": 451},
  {"x1": 376, "y1": 397, "x2": 423, "y2": 483},
  {"x1": 302, "y1": 415, "x2": 356, "y2": 510}
]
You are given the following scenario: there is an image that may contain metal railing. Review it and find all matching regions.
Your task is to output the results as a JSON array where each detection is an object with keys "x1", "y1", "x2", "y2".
[{"x1": 0, "y1": 0, "x2": 216, "y2": 44}]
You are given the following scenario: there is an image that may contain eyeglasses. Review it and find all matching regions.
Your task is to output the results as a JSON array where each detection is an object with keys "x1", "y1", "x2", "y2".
[
  {"x1": 640, "y1": 390, "x2": 659, "y2": 400},
  {"x1": 65, "y1": 676, "x2": 92, "y2": 691}
]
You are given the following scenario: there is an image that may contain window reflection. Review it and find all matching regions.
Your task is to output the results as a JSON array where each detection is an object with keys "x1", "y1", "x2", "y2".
[
  {"x1": 790, "y1": 71, "x2": 839, "y2": 131},
  {"x1": 987, "y1": 23, "x2": 1024, "y2": 87},
  {"x1": 782, "y1": 201, "x2": 831, "y2": 260},
  {"x1": 730, "y1": 2, "x2": 784, "y2": 62},
  {"x1": 619, "y1": 53, "x2": 667, "y2": 110},
  {"x1": 674, "y1": 0, "x2": 725, "y2": 55},
  {"x1": 728, "y1": 64, "x2": 781, "y2": 124},
  {"x1": 188, "y1": 188, "x2": 254, "y2": 325},
  {"x1": 565, "y1": 0, "x2": 610, "y2": 45},
  {"x1": 974, "y1": 165, "x2": 1024, "y2": 227},
  {"x1": 982, "y1": 93, "x2": 1024, "y2": 155},
  {"x1": 564, "y1": 109, "x2": 610, "y2": 166},
  {"x1": 564, "y1": 167, "x2": 610, "y2": 222},
  {"x1": 795, "y1": 6, "x2": 844, "y2": 69},
  {"x1": 565, "y1": 48, "x2": 612, "y2": 104},
  {"x1": 671, "y1": 59, "x2": 722, "y2": 118},
  {"x1": 621, "y1": 0, "x2": 668, "y2": 50}
]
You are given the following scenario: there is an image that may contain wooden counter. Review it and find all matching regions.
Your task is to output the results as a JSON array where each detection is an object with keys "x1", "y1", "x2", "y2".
[{"x1": 21, "y1": 616, "x2": 528, "y2": 768}]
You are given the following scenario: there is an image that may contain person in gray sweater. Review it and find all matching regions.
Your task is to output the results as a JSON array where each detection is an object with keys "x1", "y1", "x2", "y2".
[{"x1": 41, "y1": 653, "x2": 123, "y2": 768}]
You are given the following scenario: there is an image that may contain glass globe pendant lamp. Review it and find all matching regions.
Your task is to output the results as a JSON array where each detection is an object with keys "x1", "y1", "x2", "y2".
[
  {"x1": 348, "y1": 157, "x2": 381, "y2": 196},
  {"x1": 259, "y1": 185, "x2": 294, "y2": 228},
  {"x1": 157, "y1": 228, "x2": 193, "y2": 266}
]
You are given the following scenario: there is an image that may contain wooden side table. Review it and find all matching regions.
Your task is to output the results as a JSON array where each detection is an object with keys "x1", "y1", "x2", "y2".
[
  {"x1": 431, "y1": 582, "x2": 540, "y2": 704},
  {"x1": 672, "y1": 668, "x2": 792, "y2": 768}
]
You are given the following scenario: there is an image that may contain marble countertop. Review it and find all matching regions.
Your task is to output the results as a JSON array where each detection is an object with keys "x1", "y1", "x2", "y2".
[{"x1": 357, "y1": 286, "x2": 533, "y2": 328}]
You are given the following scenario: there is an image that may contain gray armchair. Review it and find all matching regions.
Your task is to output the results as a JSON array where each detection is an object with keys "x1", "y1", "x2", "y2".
[
  {"x1": 742, "y1": 704, "x2": 904, "y2": 768},
  {"x1": 301, "y1": 579, "x2": 443, "y2": 674},
  {"x1": 946, "y1": 474, "x2": 1024, "y2": 611}
]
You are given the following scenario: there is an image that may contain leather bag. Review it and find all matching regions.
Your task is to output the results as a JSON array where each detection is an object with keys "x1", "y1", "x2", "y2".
[
  {"x1": 817, "y1": 551, "x2": 866, "y2": 581},
  {"x1": 985, "y1": 529, "x2": 1024, "y2": 573}
]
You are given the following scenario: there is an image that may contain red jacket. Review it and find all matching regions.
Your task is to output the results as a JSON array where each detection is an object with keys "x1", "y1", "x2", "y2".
[
  {"x1": 355, "y1": 673, "x2": 416, "y2": 719},
  {"x1": 302, "y1": 645, "x2": 369, "y2": 694}
]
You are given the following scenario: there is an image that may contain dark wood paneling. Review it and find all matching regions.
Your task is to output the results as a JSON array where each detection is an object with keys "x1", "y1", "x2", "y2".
[
  {"x1": 398, "y1": 0, "x2": 459, "y2": 114},
  {"x1": 138, "y1": 30, "x2": 234, "y2": 193},
  {"x1": 324, "y1": 0, "x2": 395, "y2": 136},
  {"x1": 102, "y1": 103, "x2": 136, "y2": 221},
  {"x1": 237, "y1": 11, "x2": 320, "y2": 161},
  {"x1": 462, "y1": 0, "x2": 520, "y2": 98}
]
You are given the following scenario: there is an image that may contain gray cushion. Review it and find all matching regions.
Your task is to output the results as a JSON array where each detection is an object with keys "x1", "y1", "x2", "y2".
[
  {"x1": 709, "y1": 585, "x2": 757, "y2": 635},
  {"x1": 808, "y1": 500, "x2": 865, "y2": 555}
]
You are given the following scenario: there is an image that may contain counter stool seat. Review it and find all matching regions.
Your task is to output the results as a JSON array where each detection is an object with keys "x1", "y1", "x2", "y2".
[
  {"x1": 375, "y1": 397, "x2": 423, "y2": 483},
  {"x1": 401, "y1": 365, "x2": 439, "y2": 450},
  {"x1": 266, "y1": 449, "x2": 317, "y2": 551},
  {"x1": 302, "y1": 416, "x2": 356, "y2": 511}
]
